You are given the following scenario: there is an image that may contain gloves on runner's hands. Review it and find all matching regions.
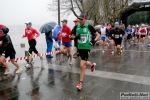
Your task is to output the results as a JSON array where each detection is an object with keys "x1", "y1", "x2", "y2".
[
  {"x1": 90, "y1": 40, "x2": 97, "y2": 46},
  {"x1": 70, "y1": 34, "x2": 81, "y2": 40},
  {"x1": 75, "y1": 34, "x2": 81, "y2": 40}
]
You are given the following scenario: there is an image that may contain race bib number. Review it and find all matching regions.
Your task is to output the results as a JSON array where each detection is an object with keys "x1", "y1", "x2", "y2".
[
  {"x1": 78, "y1": 35, "x2": 87, "y2": 43},
  {"x1": 127, "y1": 32, "x2": 131, "y2": 34},
  {"x1": 115, "y1": 35, "x2": 119, "y2": 39}
]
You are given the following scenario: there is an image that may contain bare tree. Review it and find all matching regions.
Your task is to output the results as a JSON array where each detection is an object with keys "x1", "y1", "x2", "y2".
[
  {"x1": 48, "y1": 0, "x2": 129, "y2": 25},
  {"x1": 102, "y1": 0, "x2": 129, "y2": 24}
]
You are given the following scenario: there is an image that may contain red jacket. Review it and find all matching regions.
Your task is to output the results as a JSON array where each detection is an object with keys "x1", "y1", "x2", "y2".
[
  {"x1": 24, "y1": 27, "x2": 40, "y2": 41},
  {"x1": 61, "y1": 26, "x2": 72, "y2": 42}
]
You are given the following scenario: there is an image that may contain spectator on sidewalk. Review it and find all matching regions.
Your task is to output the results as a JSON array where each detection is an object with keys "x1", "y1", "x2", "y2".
[
  {"x1": 45, "y1": 30, "x2": 53, "y2": 58},
  {"x1": 55, "y1": 31, "x2": 61, "y2": 51}
]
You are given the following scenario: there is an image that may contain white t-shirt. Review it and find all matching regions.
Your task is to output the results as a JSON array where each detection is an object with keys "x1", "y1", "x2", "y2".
[{"x1": 100, "y1": 27, "x2": 107, "y2": 37}]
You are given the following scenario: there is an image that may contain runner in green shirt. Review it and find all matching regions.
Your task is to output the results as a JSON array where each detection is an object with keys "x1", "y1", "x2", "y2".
[{"x1": 70, "y1": 14, "x2": 100, "y2": 90}]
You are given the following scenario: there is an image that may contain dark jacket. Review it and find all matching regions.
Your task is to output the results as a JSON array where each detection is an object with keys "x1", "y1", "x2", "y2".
[
  {"x1": 110, "y1": 28, "x2": 125, "y2": 39},
  {"x1": 45, "y1": 30, "x2": 53, "y2": 41},
  {"x1": 2, "y1": 34, "x2": 16, "y2": 55},
  {"x1": 0, "y1": 43, "x2": 4, "y2": 55}
]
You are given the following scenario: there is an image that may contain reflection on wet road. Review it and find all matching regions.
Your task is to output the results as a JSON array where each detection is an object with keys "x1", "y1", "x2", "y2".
[{"x1": 0, "y1": 43, "x2": 150, "y2": 100}]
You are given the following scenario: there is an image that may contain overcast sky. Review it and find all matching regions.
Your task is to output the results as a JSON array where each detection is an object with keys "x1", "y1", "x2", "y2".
[{"x1": 0, "y1": 0, "x2": 76, "y2": 26}]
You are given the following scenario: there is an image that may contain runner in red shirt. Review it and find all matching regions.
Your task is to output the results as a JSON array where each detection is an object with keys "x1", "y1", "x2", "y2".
[
  {"x1": 22, "y1": 22, "x2": 43, "y2": 68},
  {"x1": 60, "y1": 19, "x2": 72, "y2": 64},
  {"x1": 139, "y1": 24, "x2": 147, "y2": 47}
]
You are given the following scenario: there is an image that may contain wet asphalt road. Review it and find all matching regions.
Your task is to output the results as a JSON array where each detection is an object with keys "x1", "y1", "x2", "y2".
[{"x1": 0, "y1": 40, "x2": 150, "y2": 100}]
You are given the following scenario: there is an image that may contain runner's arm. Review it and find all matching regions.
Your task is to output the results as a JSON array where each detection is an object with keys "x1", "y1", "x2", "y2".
[
  {"x1": 106, "y1": 28, "x2": 109, "y2": 37},
  {"x1": 139, "y1": 28, "x2": 141, "y2": 35},
  {"x1": 121, "y1": 29, "x2": 125, "y2": 36},
  {"x1": 70, "y1": 25, "x2": 77, "y2": 39},
  {"x1": 34, "y1": 29, "x2": 40, "y2": 38},
  {"x1": 145, "y1": 28, "x2": 147, "y2": 35},
  {"x1": 66, "y1": 27, "x2": 72, "y2": 37},
  {"x1": 110, "y1": 29, "x2": 114, "y2": 38},
  {"x1": 22, "y1": 30, "x2": 26, "y2": 38},
  {"x1": 2, "y1": 35, "x2": 11, "y2": 48},
  {"x1": 88, "y1": 25, "x2": 100, "y2": 41}
]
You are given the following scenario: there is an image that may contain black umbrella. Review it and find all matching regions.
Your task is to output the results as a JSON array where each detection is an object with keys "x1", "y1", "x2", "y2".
[{"x1": 40, "y1": 21, "x2": 57, "y2": 34}]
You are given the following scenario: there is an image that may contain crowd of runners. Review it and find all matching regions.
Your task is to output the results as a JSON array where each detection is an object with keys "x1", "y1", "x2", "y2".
[{"x1": 0, "y1": 14, "x2": 150, "y2": 90}]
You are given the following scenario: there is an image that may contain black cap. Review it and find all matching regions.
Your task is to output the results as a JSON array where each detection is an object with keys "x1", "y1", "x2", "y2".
[
  {"x1": 1, "y1": 27, "x2": 9, "y2": 34},
  {"x1": 78, "y1": 14, "x2": 87, "y2": 20},
  {"x1": 61, "y1": 19, "x2": 67, "y2": 23}
]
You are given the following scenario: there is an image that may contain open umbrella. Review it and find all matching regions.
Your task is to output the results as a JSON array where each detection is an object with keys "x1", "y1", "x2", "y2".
[
  {"x1": 40, "y1": 21, "x2": 57, "y2": 34},
  {"x1": 94, "y1": 25, "x2": 101, "y2": 30},
  {"x1": 53, "y1": 25, "x2": 61, "y2": 40}
]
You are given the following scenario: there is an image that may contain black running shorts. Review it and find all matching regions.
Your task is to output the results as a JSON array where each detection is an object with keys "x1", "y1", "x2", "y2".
[
  {"x1": 127, "y1": 34, "x2": 132, "y2": 40},
  {"x1": 136, "y1": 35, "x2": 140, "y2": 38},
  {"x1": 140, "y1": 35, "x2": 145, "y2": 38},
  {"x1": 114, "y1": 38, "x2": 122, "y2": 46},
  {"x1": 78, "y1": 49, "x2": 90, "y2": 61}
]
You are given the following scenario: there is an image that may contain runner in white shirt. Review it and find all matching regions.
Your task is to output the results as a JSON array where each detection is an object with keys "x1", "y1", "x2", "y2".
[
  {"x1": 132, "y1": 26, "x2": 136, "y2": 44},
  {"x1": 135, "y1": 25, "x2": 140, "y2": 44},
  {"x1": 100, "y1": 23, "x2": 109, "y2": 53}
]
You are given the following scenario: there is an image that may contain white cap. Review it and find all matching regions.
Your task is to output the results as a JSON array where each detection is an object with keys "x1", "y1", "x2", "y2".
[{"x1": 141, "y1": 24, "x2": 145, "y2": 26}]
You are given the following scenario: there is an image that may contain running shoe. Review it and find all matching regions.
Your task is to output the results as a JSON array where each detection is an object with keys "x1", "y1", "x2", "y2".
[
  {"x1": 69, "y1": 60, "x2": 73, "y2": 65},
  {"x1": 117, "y1": 51, "x2": 122, "y2": 56},
  {"x1": 25, "y1": 63, "x2": 32, "y2": 68},
  {"x1": 4, "y1": 69, "x2": 10, "y2": 75},
  {"x1": 76, "y1": 82, "x2": 82, "y2": 90},
  {"x1": 16, "y1": 68, "x2": 22, "y2": 74},
  {"x1": 91, "y1": 63, "x2": 96, "y2": 72},
  {"x1": 111, "y1": 51, "x2": 114, "y2": 54},
  {"x1": 25, "y1": 64, "x2": 30, "y2": 68}
]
